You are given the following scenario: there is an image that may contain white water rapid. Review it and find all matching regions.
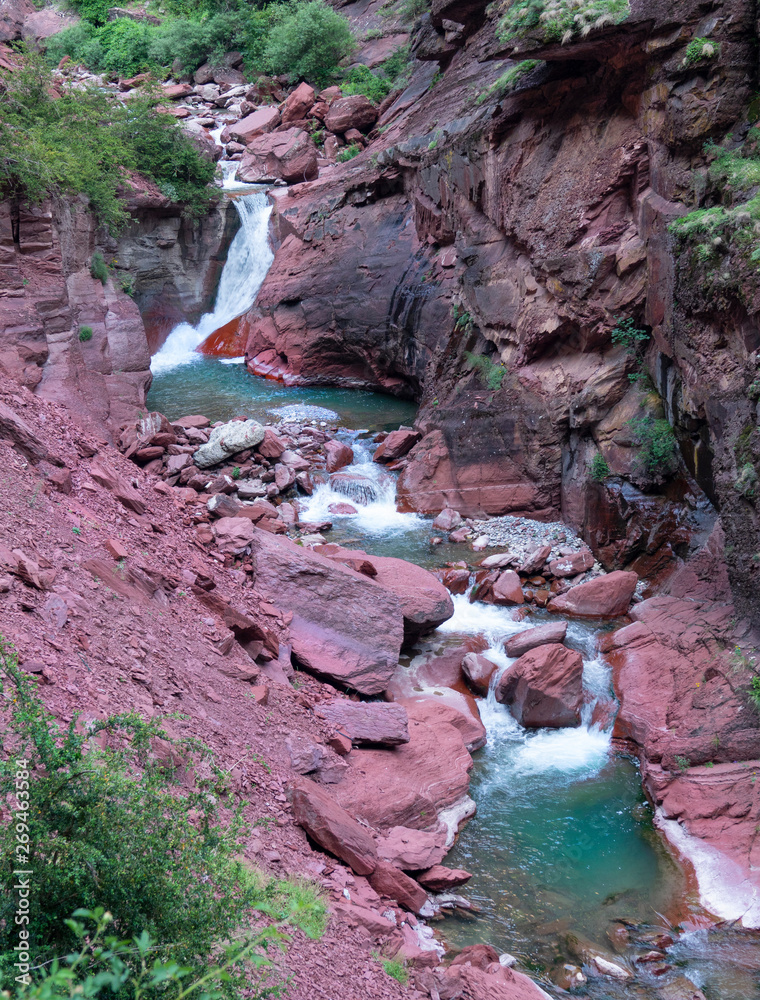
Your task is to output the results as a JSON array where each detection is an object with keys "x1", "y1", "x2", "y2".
[
  {"x1": 150, "y1": 191, "x2": 273, "y2": 373},
  {"x1": 438, "y1": 594, "x2": 614, "y2": 776},
  {"x1": 299, "y1": 435, "x2": 427, "y2": 537}
]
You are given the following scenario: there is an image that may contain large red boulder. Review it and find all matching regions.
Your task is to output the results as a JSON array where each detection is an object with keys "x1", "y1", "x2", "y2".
[
  {"x1": 492, "y1": 569, "x2": 524, "y2": 605},
  {"x1": 226, "y1": 106, "x2": 280, "y2": 144},
  {"x1": 548, "y1": 549, "x2": 594, "y2": 577},
  {"x1": 324, "y1": 438, "x2": 354, "y2": 472},
  {"x1": 250, "y1": 530, "x2": 403, "y2": 694},
  {"x1": 608, "y1": 594, "x2": 760, "y2": 767},
  {"x1": 291, "y1": 777, "x2": 377, "y2": 875},
  {"x1": 369, "y1": 860, "x2": 429, "y2": 913},
  {"x1": 316, "y1": 700, "x2": 410, "y2": 746},
  {"x1": 281, "y1": 81, "x2": 315, "y2": 124},
  {"x1": 504, "y1": 622, "x2": 567, "y2": 658},
  {"x1": 373, "y1": 428, "x2": 421, "y2": 463},
  {"x1": 401, "y1": 697, "x2": 486, "y2": 753},
  {"x1": 325, "y1": 94, "x2": 378, "y2": 133},
  {"x1": 377, "y1": 826, "x2": 448, "y2": 869},
  {"x1": 237, "y1": 128, "x2": 318, "y2": 184},
  {"x1": 315, "y1": 543, "x2": 454, "y2": 639},
  {"x1": 461, "y1": 652, "x2": 498, "y2": 695},
  {"x1": 417, "y1": 865, "x2": 472, "y2": 891},
  {"x1": 547, "y1": 570, "x2": 637, "y2": 617},
  {"x1": 334, "y1": 699, "x2": 474, "y2": 832},
  {"x1": 495, "y1": 644, "x2": 584, "y2": 728}
]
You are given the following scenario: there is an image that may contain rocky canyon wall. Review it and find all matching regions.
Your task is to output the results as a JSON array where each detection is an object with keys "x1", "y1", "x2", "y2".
[
  {"x1": 0, "y1": 183, "x2": 236, "y2": 437},
  {"x1": 244, "y1": 0, "x2": 760, "y2": 617}
]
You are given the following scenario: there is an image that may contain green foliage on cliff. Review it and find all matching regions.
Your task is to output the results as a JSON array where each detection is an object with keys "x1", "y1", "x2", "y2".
[
  {"x1": 734, "y1": 461, "x2": 758, "y2": 499},
  {"x1": 0, "y1": 636, "x2": 326, "y2": 995},
  {"x1": 0, "y1": 57, "x2": 215, "y2": 232},
  {"x1": 464, "y1": 351, "x2": 506, "y2": 390},
  {"x1": 683, "y1": 37, "x2": 719, "y2": 67},
  {"x1": 340, "y1": 47, "x2": 411, "y2": 104},
  {"x1": 589, "y1": 452, "x2": 611, "y2": 481},
  {"x1": 496, "y1": 0, "x2": 629, "y2": 45},
  {"x1": 476, "y1": 60, "x2": 541, "y2": 104},
  {"x1": 669, "y1": 131, "x2": 760, "y2": 267},
  {"x1": 628, "y1": 414, "x2": 678, "y2": 476}
]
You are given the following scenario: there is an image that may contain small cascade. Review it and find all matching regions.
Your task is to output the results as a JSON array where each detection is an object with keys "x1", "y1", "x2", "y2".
[
  {"x1": 299, "y1": 435, "x2": 426, "y2": 537},
  {"x1": 151, "y1": 191, "x2": 273, "y2": 373}
]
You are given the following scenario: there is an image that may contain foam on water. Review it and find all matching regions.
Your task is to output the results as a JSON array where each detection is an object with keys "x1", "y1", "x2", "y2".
[
  {"x1": 436, "y1": 593, "x2": 530, "y2": 644},
  {"x1": 151, "y1": 191, "x2": 273, "y2": 373},
  {"x1": 299, "y1": 437, "x2": 427, "y2": 537}
]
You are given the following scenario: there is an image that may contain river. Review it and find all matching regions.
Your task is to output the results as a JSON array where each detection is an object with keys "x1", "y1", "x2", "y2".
[{"x1": 146, "y1": 187, "x2": 760, "y2": 999}]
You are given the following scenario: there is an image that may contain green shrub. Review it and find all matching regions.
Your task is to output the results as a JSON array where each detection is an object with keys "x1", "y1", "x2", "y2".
[
  {"x1": 337, "y1": 142, "x2": 361, "y2": 162},
  {"x1": 683, "y1": 37, "x2": 719, "y2": 66},
  {"x1": 0, "y1": 637, "x2": 326, "y2": 993},
  {"x1": 611, "y1": 316, "x2": 649, "y2": 352},
  {"x1": 749, "y1": 674, "x2": 760, "y2": 711},
  {"x1": 464, "y1": 350, "x2": 506, "y2": 391},
  {"x1": 0, "y1": 58, "x2": 216, "y2": 233},
  {"x1": 629, "y1": 414, "x2": 678, "y2": 475},
  {"x1": 262, "y1": 1, "x2": 355, "y2": 86},
  {"x1": 674, "y1": 755, "x2": 691, "y2": 773},
  {"x1": 66, "y1": 0, "x2": 112, "y2": 26},
  {"x1": 476, "y1": 59, "x2": 541, "y2": 104},
  {"x1": 381, "y1": 957, "x2": 409, "y2": 985},
  {"x1": 734, "y1": 461, "x2": 758, "y2": 498},
  {"x1": 78, "y1": 325, "x2": 93, "y2": 341},
  {"x1": 590, "y1": 452, "x2": 611, "y2": 481},
  {"x1": 89, "y1": 251, "x2": 108, "y2": 284},
  {"x1": 496, "y1": 0, "x2": 629, "y2": 44},
  {"x1": 341, "y1": 64, "x2": 390, "y2": 104},
  {"x1": 386, "y1": 0, "x2": 429, "y2": 24}
]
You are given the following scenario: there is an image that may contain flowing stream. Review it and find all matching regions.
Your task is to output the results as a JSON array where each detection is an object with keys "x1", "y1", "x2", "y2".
[{"x1": 146, "y1": 185, "x2": 760, "y2": 998}]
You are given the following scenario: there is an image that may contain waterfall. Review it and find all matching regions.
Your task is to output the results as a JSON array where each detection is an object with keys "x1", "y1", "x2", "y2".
[{"x1": 151, "y1": 191, "x2": 274, "y2": 374}]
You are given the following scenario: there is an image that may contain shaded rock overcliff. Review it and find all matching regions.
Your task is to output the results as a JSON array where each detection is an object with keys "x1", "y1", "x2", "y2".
[
  {"x1": 243, "y1": 0, "x2": 760, "y2": 616},
  {"x1": 0, "y1": 184, "x2": 236, "y2": 436}
]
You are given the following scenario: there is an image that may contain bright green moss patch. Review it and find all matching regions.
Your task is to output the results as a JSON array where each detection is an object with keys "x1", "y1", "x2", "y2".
[{"x1": 683, "y1": 37, "x2": 720, "y2": 66}]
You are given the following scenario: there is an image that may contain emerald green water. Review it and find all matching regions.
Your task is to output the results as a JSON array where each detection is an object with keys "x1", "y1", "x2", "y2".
[{"x1": 147, "y1": 357, "x2": 417, "y2": 430}]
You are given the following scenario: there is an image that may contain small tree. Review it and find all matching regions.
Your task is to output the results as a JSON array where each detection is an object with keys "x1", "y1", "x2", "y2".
[{"x1": 263, "y1": 1, "x2": 355, "y2": 86}]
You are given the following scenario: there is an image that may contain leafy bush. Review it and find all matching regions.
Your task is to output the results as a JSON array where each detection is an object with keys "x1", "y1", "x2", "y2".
[
  {"x1": 341, "y1": 64, "x2": 390, "y2": 104},
  {"x1": 79, "y1": 325, "x2": 94, "y2": 341},
  {"x1": 0, "y1": 58, "x2": 216, "y2": 233},
  {"x1": 263, "y1": 1, "x2": 355, "y2": 86},
  {"x1": 0, "y1": 637, "x2": 326, "y2": 994},
  {"x1": 629, "y1": 414, "x2": 678, "y2": 475},
  {"x1": 65, "y1": 0, "x2": 113, "y2": 27},
  {"x1": 683, "y1": 37, "x2": 719, "y2": 66},
  {"x1": 89, "y1": 251, "x2": 108, "y2": 284},
  {"x1": 464, "y1": 350, "x2": 506, "y2": 391},
  {"x1": 734, "y1": 461, "x2": 758, "y2": 498},
  {"x1": 382, "y1": 957, "x2": 409, "y2": 985},
  {"x1": 749, "y1": 674, "x2": 760, "y2": 711},
  {"x1": 337, "y1": 142, "x2": 361, "y2": 162},
  {"x1": 496, "y1": 0, "x2": 629, "y2": 44},
  {"x1": 590, "y1": 452, "x2": 611, "y2": 481},
  {"x1": 611, "y1": 316, "x2": 649, "y2": 352},
  {"x1": 477, "y1": 59, "x2": 541, "y2": 104}
]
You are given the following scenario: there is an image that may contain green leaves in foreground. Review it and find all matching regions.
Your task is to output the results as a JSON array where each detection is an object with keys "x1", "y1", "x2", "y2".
[
  {"x1": 0, "y1": 636, "x2": 326, "y2": 998},
  {"x1": 0, "y1": 56, "x2": 215, "y2": 232}
]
